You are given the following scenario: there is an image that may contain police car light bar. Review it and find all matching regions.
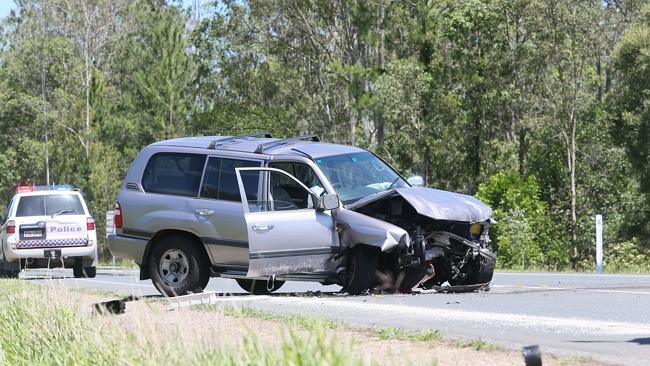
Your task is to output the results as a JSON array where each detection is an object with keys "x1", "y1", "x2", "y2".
[{"x1": 15, "y1": 184, "x2": 75, "y2": 193}]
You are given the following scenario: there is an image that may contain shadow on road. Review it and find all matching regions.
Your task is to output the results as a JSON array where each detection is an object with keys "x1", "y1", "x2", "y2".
[
  {"x1": 568, "y1": 338, "x2": 650, "y2": 346},
  {"x1": 628, "y1": 337, "x2": 650, "y2": 345}
]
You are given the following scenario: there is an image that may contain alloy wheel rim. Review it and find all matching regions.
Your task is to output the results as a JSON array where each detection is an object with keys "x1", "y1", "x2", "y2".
[{"x1": 159, "y1": 249, "x2": 190, "y2": 286}]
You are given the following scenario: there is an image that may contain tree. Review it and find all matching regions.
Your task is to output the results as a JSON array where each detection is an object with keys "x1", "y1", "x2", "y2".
[
  {"x1": 610, "y1": 4, "x2": 650, "y2": 241},
  {"x1": 132, "y1": 5, "x2": 196, "y2": 140}
]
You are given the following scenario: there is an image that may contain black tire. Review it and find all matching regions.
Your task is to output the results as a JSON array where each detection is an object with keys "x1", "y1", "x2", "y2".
[
  {"x1": 345, "y1": 246, "x2": 380, "y2": 295},
  {"x1": 84, "y1": 266, "x2": 97, "y2": 278},
  {"x1": 451, "y1": 253, "x2": 495, "y2": 286},
  {"x1": 73, "y1": 264, "x2": 83, "y2": 278},
  {"x1": 0, "y1": 257, "x2": 19, "y2": 278},
  {"x1": 149, "y1": 235, "x2": 210, "y2": 297},
  {"x1": 0, "y1": 268, "x2": 19, "y2": 278},
  {"x1": 73, "y1": 259, "x2": 97, "y2": 278},
  {"x1": 236, "y1": 278, "x2": 285, "y2": 295},
  {"x1": 469, "y1": 253, "x2": 495, "y2": 284}
]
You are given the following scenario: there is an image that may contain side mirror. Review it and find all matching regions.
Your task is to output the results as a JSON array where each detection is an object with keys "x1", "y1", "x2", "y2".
[
  {"x1": 318, "y1": 193, "x2": 340, "y2": 210},
  {"x1": 407, "y1": 175, "x2": 425, "y2": 187}
]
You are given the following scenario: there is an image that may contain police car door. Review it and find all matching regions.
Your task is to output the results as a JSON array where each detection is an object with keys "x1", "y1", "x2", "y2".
[{"x1": 235, "y1": 167, "x2": 338, "y2": 278}]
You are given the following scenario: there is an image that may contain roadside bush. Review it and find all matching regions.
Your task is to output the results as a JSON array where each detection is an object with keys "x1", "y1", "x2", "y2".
[
  {"x1": 476, "y1": 170, "x2": 569, "y2": 270},
  {"x1": 605, "y1": 239, "x2": 650, "y2": 273}
]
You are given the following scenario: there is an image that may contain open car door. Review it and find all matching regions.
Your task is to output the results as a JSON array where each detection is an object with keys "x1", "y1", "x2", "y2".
[{"x1": 235, "y1": 167, "x2": 339, "y2": 278}]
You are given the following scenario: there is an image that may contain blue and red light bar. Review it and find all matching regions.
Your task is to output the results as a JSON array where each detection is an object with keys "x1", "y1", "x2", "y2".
[{"x1": 15, "y1": 184, "x2": 75, "y2": 193}]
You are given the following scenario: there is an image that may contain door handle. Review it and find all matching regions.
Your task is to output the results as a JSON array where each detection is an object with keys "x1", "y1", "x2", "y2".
[
  {"x1": 252, "y1": 223, "x2": 274, "y2": 232},
  {"x1": 194, "y1": 208, "x2": 214, "y2": 216}
]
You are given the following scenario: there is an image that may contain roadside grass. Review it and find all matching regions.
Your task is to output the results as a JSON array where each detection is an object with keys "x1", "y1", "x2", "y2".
[
  {"x1": 373, "y1": 327, "x2": 442, "y2": 342},
  {"x1": 452, "y1": 337, "x2": 503, "y2": 351},
  {"x1": 193, "y1": 304, "x2": 342, "y2": 330},
  {"x1": 68, "y1": 286, "x2": 129, "y2": 298},
  {"x1": 196, "y1": 304, "x2": 447, "y2": 345},
  {"x1": 96, "y1": 258, "x2": 139, "y2": 269},
  {"x1": 0, "y1": 279, "x2": 361, "y2": 366}
]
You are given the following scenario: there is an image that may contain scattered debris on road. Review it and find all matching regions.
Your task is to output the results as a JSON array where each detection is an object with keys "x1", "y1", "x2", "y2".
[{"x1": 523, "y1": 344, "x2": 542, "y2": 366}]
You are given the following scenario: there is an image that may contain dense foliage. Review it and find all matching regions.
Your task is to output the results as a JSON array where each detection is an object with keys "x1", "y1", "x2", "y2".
[{"x1": 0, "y1": 0, "x2": 648, "y2": 271}]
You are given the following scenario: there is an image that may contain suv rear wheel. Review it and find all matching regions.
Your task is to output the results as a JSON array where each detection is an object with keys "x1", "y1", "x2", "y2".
[
  {"x1": 149, "y1": 235, "x2": 210, "y2": 297},
  {"x1": 236, "y1": 278, "x2": 285, "y2": 295},
  {"x1": 346, "y1": 246, "x2": 379, "y2": 295}
]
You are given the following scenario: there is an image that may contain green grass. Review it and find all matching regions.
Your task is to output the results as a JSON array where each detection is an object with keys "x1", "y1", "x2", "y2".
[
  {"x1": 96, "y1": 258, "x2": 139, "y2": 269},
  {"x1": 452, "y1": 337, "x2": 503, "y2": 351},
  {"x1": 373, "y1": 327, "x2": 442, "y2": 342},
  {"x1": 0, "y1": 279, "x2": 361, "y2": 366},
  {"x1": 69, "y1": 286, "x2": 129, "y2": 298}
]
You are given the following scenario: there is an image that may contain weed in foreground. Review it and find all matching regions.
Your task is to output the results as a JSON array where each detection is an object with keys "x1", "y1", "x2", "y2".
[{"x1": 0, "y1": 280, "x2": 362, "y2": 366}]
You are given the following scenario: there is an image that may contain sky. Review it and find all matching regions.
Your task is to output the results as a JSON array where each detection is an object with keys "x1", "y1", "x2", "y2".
[
  {"x1": 0, "y1": 1, "x2": 208, "y2": 20},
  {"x1": 0, "y1": 1, "x2": 16, "y2": 19}
]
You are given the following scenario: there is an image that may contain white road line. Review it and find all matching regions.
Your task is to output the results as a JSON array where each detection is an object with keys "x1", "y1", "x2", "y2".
[
  {"x1": 497, "y1": 272, "x2": 650, "y2": 278},
  {"x1": 260, "y1": 297, "x2": 650, "y2": 336},
  {"x1": 492, "y1": 284, "x2": 650, "y2": 295},
  {"x1": 74, "y1": 278, "x2": 155, "y2": 288}
]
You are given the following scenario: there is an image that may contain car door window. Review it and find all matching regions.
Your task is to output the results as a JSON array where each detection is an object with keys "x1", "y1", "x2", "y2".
[
  {"x1": 239, "y1": 170, "x2": 315, "y2": 212},
  {"x1": 199, "y1": 157, "x2": 222, "y2": 199},
  {"x1": 270, "y1": 162, "x2": 325, "y2": 196},
  {"x1": 216, "y1": 158, "x2": 261, "y2": 202}
]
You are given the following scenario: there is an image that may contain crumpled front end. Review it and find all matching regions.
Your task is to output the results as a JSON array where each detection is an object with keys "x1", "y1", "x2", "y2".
[{"x1": 346, "y1": 187, "x2": 496, "y2": 289}]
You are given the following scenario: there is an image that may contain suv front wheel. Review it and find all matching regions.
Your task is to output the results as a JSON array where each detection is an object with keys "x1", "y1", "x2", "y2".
[
  {"x1": 346, "y1": 246, "x2": 379, "y2": 295},
  {"x1": 149, "y1": 235, "x2": 210, "y2": 297}
]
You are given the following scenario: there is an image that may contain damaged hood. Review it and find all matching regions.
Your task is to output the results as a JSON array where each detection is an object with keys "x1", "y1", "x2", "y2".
[{"x1": 348, "y1": 187, "x2": 493, "y2": 223}]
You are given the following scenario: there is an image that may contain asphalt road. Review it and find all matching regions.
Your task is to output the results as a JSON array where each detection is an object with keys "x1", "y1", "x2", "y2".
[{"x1": 24, "y1": 269, "x2": 650, "y2": 365}]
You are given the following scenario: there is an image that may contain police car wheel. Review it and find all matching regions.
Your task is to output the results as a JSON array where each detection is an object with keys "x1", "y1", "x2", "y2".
[
  {"x1": 84, "y1": 266, "x2": 97, "y2": 278},
  {"x1": 0, "y1": 266, "x2": 19, "y2": 278},
  {"x1": 149, "y1": 235, "x2": 210, "y2": 297}
]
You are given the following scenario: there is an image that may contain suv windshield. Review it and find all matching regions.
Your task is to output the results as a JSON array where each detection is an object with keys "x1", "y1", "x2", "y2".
[
  {"x1": 315, "y1": 152, "x2": 408, "y2": 204},
  {"x1": 16, "y1": 194, "x2": 85, "y2": 217}
]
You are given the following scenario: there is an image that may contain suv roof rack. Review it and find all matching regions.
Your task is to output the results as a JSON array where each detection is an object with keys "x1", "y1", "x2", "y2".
[
  {"x1": 207, "y1": 132, "x2": 273, "y2": 149},
  {"x1": 254, "y1": 134, "x2": 320, "y2": 154}
]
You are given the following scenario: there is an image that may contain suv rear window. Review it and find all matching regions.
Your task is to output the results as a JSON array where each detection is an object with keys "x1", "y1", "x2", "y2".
[
  {"x1": 142, "y1": 153, "x2": 207, "y2": 197},
  {"x1": 16, "y1": 195, "x2": 84, "y2": 217}
]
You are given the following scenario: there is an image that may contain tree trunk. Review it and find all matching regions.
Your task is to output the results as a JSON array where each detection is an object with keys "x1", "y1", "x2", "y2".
[
  {"x1": 518, "y1": 126, "x2": 527, "y2": 177},
  {"x1": 376, "y1": 0, "x2": 386, "y2": 148},
  {"x1": 83, "y1": 1, "x2": 91, "y2": 157}
]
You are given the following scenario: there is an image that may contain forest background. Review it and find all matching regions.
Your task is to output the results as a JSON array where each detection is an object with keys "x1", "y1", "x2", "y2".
[{"x1": 1, "y1": 0, "x2": 649, "y2": 271}]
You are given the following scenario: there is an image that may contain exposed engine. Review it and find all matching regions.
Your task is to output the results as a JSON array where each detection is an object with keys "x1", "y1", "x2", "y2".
[{"x1": 350, "y1": 193, "x2": 496, "y2": 288}]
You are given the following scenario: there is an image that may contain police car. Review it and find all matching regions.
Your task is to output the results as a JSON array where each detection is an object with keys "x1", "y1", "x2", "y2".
[{"x1": 0, "y1": 185, "x2": 98, "y2": 278}]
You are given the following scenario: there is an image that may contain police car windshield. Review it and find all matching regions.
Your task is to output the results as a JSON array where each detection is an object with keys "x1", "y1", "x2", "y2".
[
  {"x1": 16, "y1": 195, "x2": 84, "y2": 217},
  {"x1": 315, "y1": 152, "x2": 408, "y2": 205}
]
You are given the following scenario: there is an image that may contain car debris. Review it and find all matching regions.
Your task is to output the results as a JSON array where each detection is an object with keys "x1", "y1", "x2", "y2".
[
  {"x1": 522, "y1": 344, "x2": 542, "y2": 366},
  {"x1": 92, "y1": 299, "x2": 126, "y2": 315}
]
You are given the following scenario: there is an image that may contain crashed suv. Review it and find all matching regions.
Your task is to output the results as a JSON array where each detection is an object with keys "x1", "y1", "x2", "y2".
[{"x1": 108, "y1": 133, "x2": 495, "y2": 296}]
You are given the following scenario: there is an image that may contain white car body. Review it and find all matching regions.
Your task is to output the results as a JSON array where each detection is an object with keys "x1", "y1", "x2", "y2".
[{"x1": 1, "y1": 187, "x2": 97, "y2": 274}]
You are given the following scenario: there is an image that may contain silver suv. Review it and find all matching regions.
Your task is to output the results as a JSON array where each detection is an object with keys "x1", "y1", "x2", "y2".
[{"x1": 108, "y1": 133, "x2": 496, "y2": 296}]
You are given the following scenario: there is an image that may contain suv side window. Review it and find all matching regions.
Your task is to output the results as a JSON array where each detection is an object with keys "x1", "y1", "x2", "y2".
[
  {"x1": 270, "y1": 162, "x2": 325, "y2": 196},
  {"x1": 142, "y1": 153, "x2": 206, "y2": 197},
  {"x1": 240, "y1": 170, "x2": 315, "y2": 212},
  {"x1": 200, "y1": 157, "x2": 261, "y2": 201}
]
